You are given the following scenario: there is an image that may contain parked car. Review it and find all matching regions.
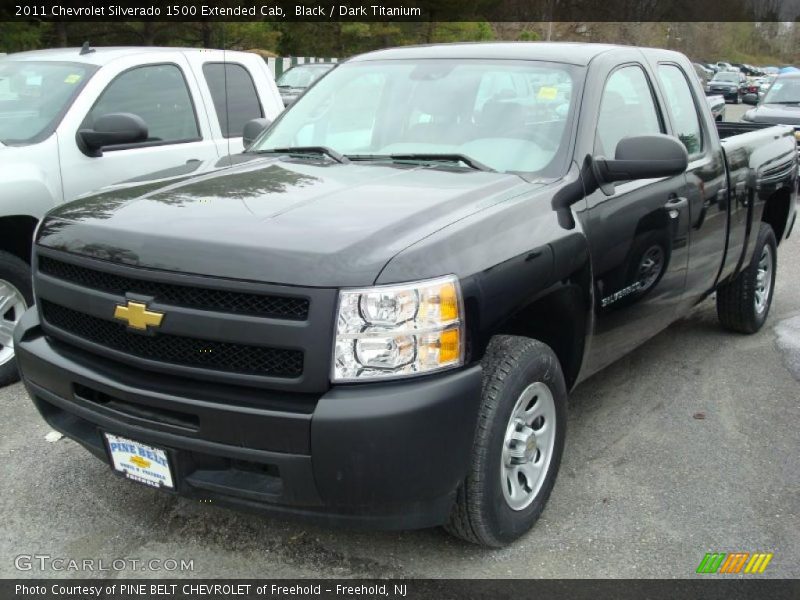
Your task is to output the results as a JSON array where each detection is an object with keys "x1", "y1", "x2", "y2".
[
  {"x1": 692, "y1": 62, "x2": 712, "y2": 92},
  {"x1": 15, "y1": 43, "x2": 797, "y2": 547},
  {"x1": 758, "y1": 74, "x2": 779, "y2": 102},
  {"x1": 276, "y1": 62, "x2": 335, "y2": 107},
  {"x1": 0, "y1": 46, "x2": 284, "y2": 385},
  {"x1": 743, "y1": 72, "x2": 800, "y2": 170},
  {"x1": 706, "y1": 94, "x2": 726, "y2": 121},
  {"x1": 743, "y1": 76, "x2": 767, "y2": 104},
  {"x1": 708, "y1": 71, "x2": 747, "y2": 103}
]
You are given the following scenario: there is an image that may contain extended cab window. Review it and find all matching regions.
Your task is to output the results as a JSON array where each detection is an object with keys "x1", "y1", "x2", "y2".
[
  {"x1": 84, "y1": 64, "x2": 199, "y2": 146},
  {"x1": 203, "y1": 63, "x2": 263, "y2": 138},
  {"x1": 595, "y1": 66, "x2": 662, "y2": 156},
  {"x1": 657, "y1": 65, "x2": 703, "y2": 156}
]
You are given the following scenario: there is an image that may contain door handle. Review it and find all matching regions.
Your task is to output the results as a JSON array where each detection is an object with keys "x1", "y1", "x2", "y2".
[{"x1": 664, "y1": 195, "x2": 687, "y2": 218}]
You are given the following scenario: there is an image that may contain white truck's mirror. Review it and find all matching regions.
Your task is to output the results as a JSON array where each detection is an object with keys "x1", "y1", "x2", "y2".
[
  {"x1": 242, "y1": 117, "x2": 271, "y2": 150},
  {"x1": 76, "y1": 112, "x2": 147, "y2": 157}
]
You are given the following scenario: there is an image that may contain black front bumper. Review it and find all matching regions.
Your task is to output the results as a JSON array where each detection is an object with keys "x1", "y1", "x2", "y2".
[{"x1": 14, "y1": 308, "x2": 483, "y2": 530}]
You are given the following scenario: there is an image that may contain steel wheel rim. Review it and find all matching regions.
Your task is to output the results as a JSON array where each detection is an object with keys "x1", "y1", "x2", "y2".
[
  {"x1": 501, "y1": 381, "x2": 557, "y2": 511},
  {"x1": 0, "y1": 279, "x2": 27, "y2": 366},
  {"x1": 754, "y1": 244, "x2": 773, "y2": 315}
]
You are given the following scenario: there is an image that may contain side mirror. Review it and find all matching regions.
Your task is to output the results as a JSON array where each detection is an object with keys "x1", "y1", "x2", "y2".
[
  {"x1": 77, "y1": 113, "x2": 147, "y2": 157},
  {"x1": 243, "y1": 117, "x2": 271, "y2": 149},
  {"x1": 594, "y1": 134, "x2": 688, "y2": 191}
]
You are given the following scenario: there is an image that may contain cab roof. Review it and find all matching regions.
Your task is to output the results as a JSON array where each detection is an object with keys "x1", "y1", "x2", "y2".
[
  {"x1": 2, "y1": 46, "x2": 253, "y2": 67},
  {"x1": 349, "y1": 42, "x2": 626, "y2": 67}
]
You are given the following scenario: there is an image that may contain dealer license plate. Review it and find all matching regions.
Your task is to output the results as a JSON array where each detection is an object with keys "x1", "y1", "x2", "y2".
[{"x1": 104, "y1": 433, "x2": 174, "y2": 489}]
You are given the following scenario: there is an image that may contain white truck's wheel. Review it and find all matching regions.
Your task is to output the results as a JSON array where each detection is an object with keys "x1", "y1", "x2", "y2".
[{"x1": 0, "y1": 251, "x2": 32, "y2": 387}]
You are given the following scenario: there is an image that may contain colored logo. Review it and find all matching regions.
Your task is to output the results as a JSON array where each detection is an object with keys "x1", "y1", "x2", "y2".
[
  {"x1": 113, "y1": 300, "x2": 164, "y2": 331},
  {"x1": 696, "y1": 552, "x2": 773, "y2": 574},
  {"x1": 129, "y1": 455, "x2": 151, "y2": 469}
]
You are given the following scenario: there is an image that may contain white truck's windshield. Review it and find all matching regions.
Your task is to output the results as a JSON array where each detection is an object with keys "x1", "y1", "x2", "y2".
[
  {"x1": 276, "y1": 65, "x2": 333, "y2": 88},
  {"x1": 253, "y1": 59, "x2": 580, "y2": 176},
  {"x1": 763, "y1": 77, "x2": 800, "y2": 104},
  {"x1": 0, "y1": 61, "x2": 94, "y2": 145}
]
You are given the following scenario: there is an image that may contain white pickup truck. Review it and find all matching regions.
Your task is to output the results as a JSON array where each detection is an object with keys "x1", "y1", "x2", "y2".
[{"x1": 0, "y1": 46, "x2": 284, "y2": 385}]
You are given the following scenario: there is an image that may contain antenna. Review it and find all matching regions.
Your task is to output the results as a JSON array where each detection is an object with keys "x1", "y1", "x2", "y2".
[{"x1": 80, "y1": 41, "x2": 95, "y2": 55}]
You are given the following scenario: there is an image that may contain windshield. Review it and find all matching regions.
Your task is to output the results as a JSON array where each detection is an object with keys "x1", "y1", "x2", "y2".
[
  {"x1": 0, "y1": 60, "x2": 94, "y2": 145},
  {"x1": 712, "y1": 73, "x2": 739, "y2": 83},
  {"x1": 253, "y1": 59, "x2": 581, "y2": 176},
  {"x1": 276, "y1": 65, "x2": 332, "y2": 89},
  {"x1": 763, "y1": 78, "x2": 800, "y2": 104}
]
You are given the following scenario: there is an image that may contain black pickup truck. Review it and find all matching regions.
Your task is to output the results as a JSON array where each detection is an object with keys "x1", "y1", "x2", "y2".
[{"x1": 14, "y1": 43, "x2": 798, "y2": 547}]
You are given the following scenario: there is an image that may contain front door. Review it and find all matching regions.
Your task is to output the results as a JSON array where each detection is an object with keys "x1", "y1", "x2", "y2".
[
  {"x1": 579, "y1": 63, "x2": 691, "y2": 375},
  {"x1": 59, "y1": 57, "x2": 219, "y2": 202}
]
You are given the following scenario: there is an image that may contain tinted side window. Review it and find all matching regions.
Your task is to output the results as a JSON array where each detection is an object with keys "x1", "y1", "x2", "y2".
[
  {"x1": 595, "y1": 65, "x2": 662, "y2": 156},
  {"x1": 657, "y1": 65, "x2": 704, "y2": 156},
  {"x1": 203, "y1": 63, "x2": 263, "y2": 138},
  {"x1": 85, "y1": 64, "x2": 199, "y2": 144}
]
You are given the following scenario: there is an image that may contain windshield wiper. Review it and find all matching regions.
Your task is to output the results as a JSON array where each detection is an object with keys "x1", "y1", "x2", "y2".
[
  {"x1": 249, "y1": 146, "x2": 348, "y2": 164},
  {"x1": 765, "y1": 100, "x2": 800, "y2": 105},
  {"x1": 347, "y1": 153, "x2": 494, "y2": 172}
]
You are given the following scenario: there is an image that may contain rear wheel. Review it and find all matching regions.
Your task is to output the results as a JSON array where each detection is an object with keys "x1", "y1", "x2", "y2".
[
  {"x1": 716, "y1": 223, "x2": 777, "y2": 334},
  {"x1": 445, "y1": 336, "x2": 567, "y2": 547},
  {"x1": 0, "y1": 251, "x2": 32, "y2": 387}
]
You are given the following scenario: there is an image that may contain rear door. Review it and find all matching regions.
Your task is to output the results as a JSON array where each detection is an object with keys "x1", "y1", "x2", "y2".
[
  {"x1": 58, "y1": 53, "x2": 219, "y2": 201},
  {"x1": 576, "y1": 53, "x2": 690, "y2": 375},
  {"x1": 651, "y1": 59, "x2": 729, "y2": 307},
  {"x1": 187, "y1": 52, "x2": 284, "y2": 156}
]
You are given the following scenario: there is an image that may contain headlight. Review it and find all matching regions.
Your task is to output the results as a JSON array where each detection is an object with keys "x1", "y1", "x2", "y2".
[{"x1": 333, "y1": 275, "x2": 464, "y2": 381}]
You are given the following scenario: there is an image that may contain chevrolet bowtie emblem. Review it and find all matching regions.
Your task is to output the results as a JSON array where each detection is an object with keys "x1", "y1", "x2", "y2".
[{"x1": 113, "y1": 301, "x2": 164, "y2": 331}]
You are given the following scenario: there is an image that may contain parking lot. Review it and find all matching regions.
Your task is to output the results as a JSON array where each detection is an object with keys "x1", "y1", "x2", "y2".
[{"x1": 2, "y1": 102, "x2": 798, "y2": 580}]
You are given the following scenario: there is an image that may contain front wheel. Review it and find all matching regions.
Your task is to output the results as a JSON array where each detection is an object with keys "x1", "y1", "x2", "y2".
[
  {"x1": 0, "y1": 251, "x2": 33, "y2": 387},
  {"x1": 716, "y1": 222, "x2": 777, "y2": 334},
  {"x1": 445, "y1": 336, "x2": 567, "y2": 547}
]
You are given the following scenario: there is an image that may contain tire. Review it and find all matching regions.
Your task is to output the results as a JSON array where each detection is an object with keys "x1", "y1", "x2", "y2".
[
  {"x1": 445, "y1": 336, "x2": 567, "y2": 547},
  {"x1": 716, "y1": 222, "x2": 777, "y2": 334},
  {"x1": 0, "y1": 251, "x2": 33, "y2": 387}
]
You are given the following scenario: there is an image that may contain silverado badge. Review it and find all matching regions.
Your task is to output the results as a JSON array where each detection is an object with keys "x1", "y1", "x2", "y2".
[{"x1": 113, "y1": 301, "x2": 164, "y2": 331}]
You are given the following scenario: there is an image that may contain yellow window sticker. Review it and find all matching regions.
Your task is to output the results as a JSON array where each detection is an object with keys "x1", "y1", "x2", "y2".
[
  {"x1": 537, "y1": 86, "x2": 558, "y2": 100},
  {"x1": 64, "y1": 74, "x2": 82, "y2": 84}
]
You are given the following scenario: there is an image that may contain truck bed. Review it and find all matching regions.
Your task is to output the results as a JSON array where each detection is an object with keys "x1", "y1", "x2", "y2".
[
  {"x1": 716, "y1": 122, "x2": 797, "y2": 175},
  {"x1": 716, "y1": 121, "x2": 778, "y2": 140}
]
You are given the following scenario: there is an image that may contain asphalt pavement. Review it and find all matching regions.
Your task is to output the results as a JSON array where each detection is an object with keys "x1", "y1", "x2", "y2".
[{"x1": 1, "y1": 101, "x2": 797, "y2": 579}]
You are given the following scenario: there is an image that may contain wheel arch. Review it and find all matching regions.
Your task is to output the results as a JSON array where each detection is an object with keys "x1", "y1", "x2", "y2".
[
  {"x1": 761, "y1": 186, "x2": 792, "y2": 245},
  {"x1": 0, "y1": 215, "x2": 39, "y2": 264}
]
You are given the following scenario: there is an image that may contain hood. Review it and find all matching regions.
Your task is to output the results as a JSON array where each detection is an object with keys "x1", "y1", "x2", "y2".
[
  {"x1": 38, "y1": 156, "x2": 531, "y2": 287},
  {"x1": 745, "y1": 103, "x2": 800, "y2": 126}
]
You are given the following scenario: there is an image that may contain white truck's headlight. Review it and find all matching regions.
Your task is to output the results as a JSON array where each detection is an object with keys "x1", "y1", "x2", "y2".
[{"x1": 333, "y1": 275, "x2": 464, "y2": 381}]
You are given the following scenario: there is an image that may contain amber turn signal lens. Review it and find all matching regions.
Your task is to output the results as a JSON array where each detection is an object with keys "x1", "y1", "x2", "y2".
[
  {"x1": 438, "y1": 283, "x2": 459, "y2": 322},
  {"x1": 438, "y1": 328, "x2": 460, "y2": 364}
]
